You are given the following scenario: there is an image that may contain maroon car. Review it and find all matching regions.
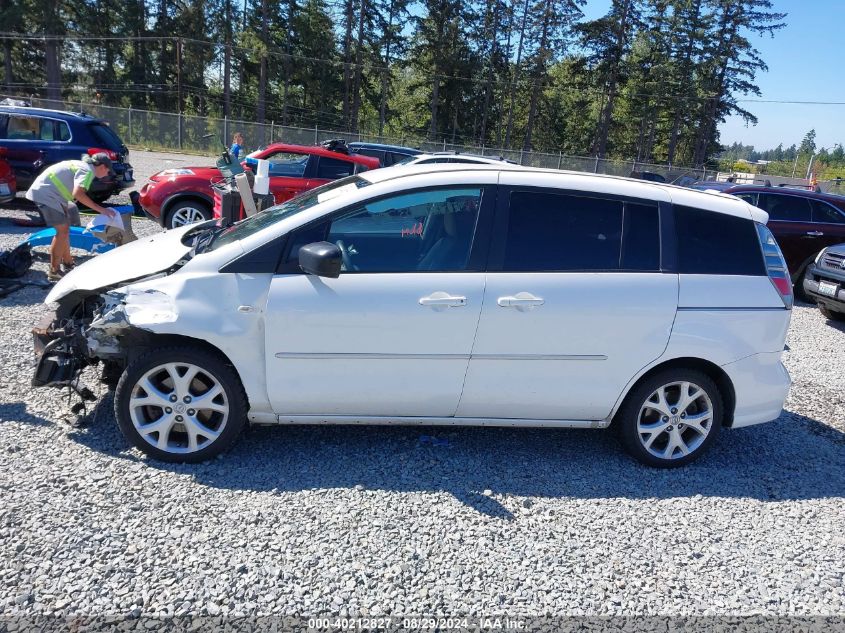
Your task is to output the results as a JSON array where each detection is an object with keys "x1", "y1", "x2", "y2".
[{"x1": 724, "y1": 185, "x2": 845, "y2": 296}]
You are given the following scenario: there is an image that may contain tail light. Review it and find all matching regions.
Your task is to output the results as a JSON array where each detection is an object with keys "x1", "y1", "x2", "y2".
[
  {"x1": 87, "y1": 147, "x2": 119, "y2": 161},
  {"x1": 756, "y1": 223, "x2": 793, "y2": 308}
]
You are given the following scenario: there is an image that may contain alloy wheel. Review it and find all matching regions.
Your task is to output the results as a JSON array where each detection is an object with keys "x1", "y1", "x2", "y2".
[
  {"x1": 170, "y1": 206, "x2": 207, "y2": 227},
  {"x1": 128, "y1": 362, "x2": 229, "y2": 455},
  {"x1": 636, "y1": 380, "x2": 714, "y2": 461}
]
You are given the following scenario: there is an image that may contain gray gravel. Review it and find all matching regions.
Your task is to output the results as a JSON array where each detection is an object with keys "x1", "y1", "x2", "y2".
[{"x1": 0, "y1": 153, "x2": 843, "y2": 619}]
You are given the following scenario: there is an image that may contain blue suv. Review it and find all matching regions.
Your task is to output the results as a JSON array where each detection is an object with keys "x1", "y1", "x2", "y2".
[{"x1": 0, "y1": 105, "x2": 134, "y2": 202}]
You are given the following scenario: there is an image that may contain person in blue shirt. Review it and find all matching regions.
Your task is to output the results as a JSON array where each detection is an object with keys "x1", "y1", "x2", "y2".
[{"x1": 229, "y1": 132, "x2": 244, "y2": 159}]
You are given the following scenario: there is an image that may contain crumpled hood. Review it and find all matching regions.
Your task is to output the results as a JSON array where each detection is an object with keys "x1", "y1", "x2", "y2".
[{"x1": 46, "y1": 223, "x2": 201, "y2": 303}]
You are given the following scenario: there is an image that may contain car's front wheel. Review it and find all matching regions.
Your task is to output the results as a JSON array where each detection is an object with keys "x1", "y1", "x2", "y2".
[
  {"x1": 166, "y1": 200, "x2": 212, "y2": 230},
  {"x1": 115, "y1": 346, "x2": 247, "y2": 462},
  {"x1": 617, "y1": 369, "x2": 723, "y2": 468}
]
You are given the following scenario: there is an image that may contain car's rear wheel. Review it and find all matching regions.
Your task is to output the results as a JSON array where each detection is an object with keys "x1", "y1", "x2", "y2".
[
  {"x1": 115, "y1": 346, "x2": 247, "y2": 462},
  {"x1": 617, "y1": 369, "x2": 722, "y2": 468},
  {"x1": 166, "y1": 200, "x2": 212, "y2": 230},
  {"x1": 818, "y1": 305, "x2": 845, "y2": 322}
]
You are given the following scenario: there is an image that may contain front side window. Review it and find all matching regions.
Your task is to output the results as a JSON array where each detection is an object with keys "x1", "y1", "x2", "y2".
[
  {"x1": 501, "y1": 191, "x2": 659, "y2": 271},
  {"x1": 210, "y1": 176, "x2": 371, "y2": 251},
  {"x1": 4, "y1": 116, "x2": 40, "y2": 140},
  {"x1": 734, "y1": 193, "x2": 757, "y2": 205},
  {"x1": 757, "y1": 194, "x2": 811, "y2": 222},
  {"x1": 322, "y1": 187, "x2": 482, "y2": 272},
  {"x1": 258, "y1": 151, "x2": 308, "y2": 177}
]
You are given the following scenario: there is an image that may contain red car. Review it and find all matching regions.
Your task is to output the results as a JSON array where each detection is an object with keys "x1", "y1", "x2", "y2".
[
  {"x1": 138, "y1": 143, "x2": 380, "y2": 229},
  {"x1": 0, "y1": 147, "x2": 17, "y2": 204},
  {"x1": 724, "y1": 185, "x2": 845, "y2": 296}
]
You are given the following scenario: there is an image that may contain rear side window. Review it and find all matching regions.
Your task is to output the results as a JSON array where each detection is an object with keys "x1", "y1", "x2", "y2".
[
  {"x1": 810, "y1": 200, "x2": 845, "y2": 224},
  {"x1": 501, "y1": 191, "x2": 660, "y2": 271},
  {"x1": 317, "y1": 156, "x2": 355, "y2": 179},
  {"x1": 757, "y1": 194, "x2": 811, "y2": 222},
  {"x1": 674, "y1": 205, "x2": 764, "y2": 276}
]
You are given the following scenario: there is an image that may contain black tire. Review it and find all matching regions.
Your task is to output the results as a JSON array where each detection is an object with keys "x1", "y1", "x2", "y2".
[
  {"x1": 793, "y1": 265, "x2": 810, "y2": 303},
  {"x1": 818, "y1": 305, "x2": 845, "y2": 322},
  {"x1": 114, "y1": 346, "x2": 247, "y2": 463},
  {"x1": 165, "y1": 200, "x2": 212, "y2": 230},
  {"x1": 616, "y1": 369, "x2": 723, "y2": 468}
]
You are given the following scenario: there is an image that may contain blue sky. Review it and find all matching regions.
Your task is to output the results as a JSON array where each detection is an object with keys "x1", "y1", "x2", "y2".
[{"x1": 583, "y1": 0, "x2": 844, "y2": 152}]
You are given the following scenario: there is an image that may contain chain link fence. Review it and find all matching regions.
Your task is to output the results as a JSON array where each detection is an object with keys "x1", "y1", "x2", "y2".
[{"x1": 14, "y1": 96, "x2": 711, "y2": 183}]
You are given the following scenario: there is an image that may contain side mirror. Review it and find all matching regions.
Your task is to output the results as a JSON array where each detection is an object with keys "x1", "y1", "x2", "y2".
[{"x1": 299, "y1": 241, "x2": 342, "y2": 278}]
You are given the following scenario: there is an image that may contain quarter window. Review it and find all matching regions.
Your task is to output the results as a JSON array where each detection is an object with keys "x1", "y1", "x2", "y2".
[
  {"x1": 320, "y1": 188, "x2": 482, "y2": 272},
  {"x1": 674, "y1": 205, "x2": 765, "y2": 276},
  {"x1": 501, "y1": 191, "x2": 660, "y2": 272},
  {"x1": 757, "y1": 194, "x2": 811, "y2": 222}
]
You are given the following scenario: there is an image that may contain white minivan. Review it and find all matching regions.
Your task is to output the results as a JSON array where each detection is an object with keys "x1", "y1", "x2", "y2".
[{"x1": 33, "y1": 165, "x2": 793, "y2": 467}]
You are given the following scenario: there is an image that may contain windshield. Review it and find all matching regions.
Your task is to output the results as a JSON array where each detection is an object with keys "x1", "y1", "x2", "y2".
[{"x1": 209, "y1": 175, "x2": 371, "y2": 251}]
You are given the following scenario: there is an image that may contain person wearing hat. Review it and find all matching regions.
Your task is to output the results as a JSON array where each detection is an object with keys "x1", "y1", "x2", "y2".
[{"x1": 25, "y1": 153, "x2": 117, "y2": 281}]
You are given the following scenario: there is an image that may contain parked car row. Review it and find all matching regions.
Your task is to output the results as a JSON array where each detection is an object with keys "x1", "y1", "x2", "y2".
[{"x1": 137, "y1": 140, "x2": 520, "y2": 229}]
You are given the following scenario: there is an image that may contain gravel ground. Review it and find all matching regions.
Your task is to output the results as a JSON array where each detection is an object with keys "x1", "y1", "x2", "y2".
[{"x1": 0, "y1": 153, "x2": 843, "y2": 620}]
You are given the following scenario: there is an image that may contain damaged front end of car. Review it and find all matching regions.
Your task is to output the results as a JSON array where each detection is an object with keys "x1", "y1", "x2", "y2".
[
  {"x1": 32, "y1": 285, "x2": 172, "y2": 392},
  {"x1": 31, "y1": 222, "x2": 214, "y2": 393}
]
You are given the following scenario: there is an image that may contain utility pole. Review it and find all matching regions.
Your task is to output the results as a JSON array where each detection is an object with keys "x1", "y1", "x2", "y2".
[
  {"x1": 176, "y1": 38, "x2": 183, "y2": 149},
  {"x1": 176, "y1": 38, "x2": 183, "y2": 115}
]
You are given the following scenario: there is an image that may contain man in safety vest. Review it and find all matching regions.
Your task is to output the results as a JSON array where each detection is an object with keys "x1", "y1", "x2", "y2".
[{"x1": 25, "y1": 154, "x2": 117, "y2": 281}]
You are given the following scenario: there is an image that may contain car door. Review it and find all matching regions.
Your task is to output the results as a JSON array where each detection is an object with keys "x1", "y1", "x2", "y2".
[
  {"x1": 456, "y1": 178, "x2": 677, "y2": 421},
  {"x1": 809, "y1": 199, "x2": 845, "y2": 253},
  {"x1": 263, "y1": 182, "x2": 495, "y2": 418},
  {"x1": 756, "y1": 193, "x2": 814, "y2": 278}
]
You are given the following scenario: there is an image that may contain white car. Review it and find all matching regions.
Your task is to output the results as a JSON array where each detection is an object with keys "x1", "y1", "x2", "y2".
[
  {"x1": 395, "y1": 152, "x2": 517, "y2": 166},
  {"x1": 34, "y1": 165, "x2": 793, "y2": 467}
]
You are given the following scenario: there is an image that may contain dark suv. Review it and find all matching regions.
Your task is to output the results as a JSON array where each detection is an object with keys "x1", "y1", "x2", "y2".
[
  {"x1": 802, "y1": 244, "x2": 845, "y2": 320},
  {"x1": 724, "y1": 185, "x2": 845, "y2": 295},
  {"x1": 0, "y1": 105, "x2": 134, "y2": 202},
  {"x1": 347, "y1": 142, "x2": 421, "y2": 166}
]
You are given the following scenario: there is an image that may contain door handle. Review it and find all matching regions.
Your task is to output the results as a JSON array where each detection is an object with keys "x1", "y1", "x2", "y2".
[
  {"x1": 419, "y1": 291, "x2": 467, "y2": 308},
  {"x1": 498, "y1": 292, "x2": 545, "y2": 310},
  {"x1": 805, "y1": 231, "x2": 824, "y2": 237}
]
